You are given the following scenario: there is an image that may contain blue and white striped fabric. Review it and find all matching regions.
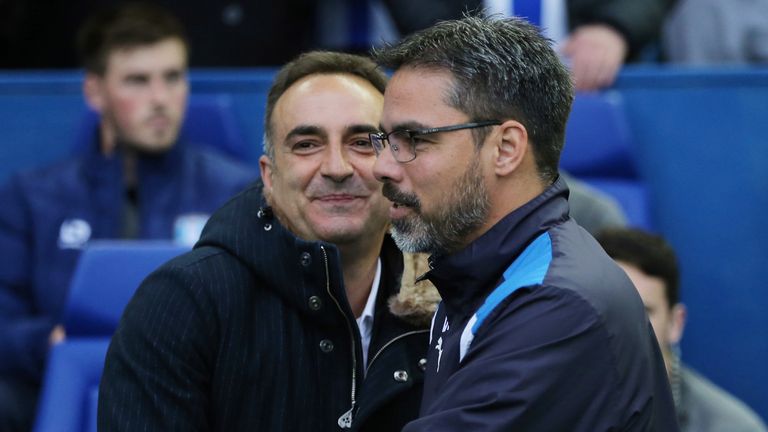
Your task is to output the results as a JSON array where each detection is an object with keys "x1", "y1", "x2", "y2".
[{"x1": 484, "y1": 0, "x2": 568, "y2": 44}]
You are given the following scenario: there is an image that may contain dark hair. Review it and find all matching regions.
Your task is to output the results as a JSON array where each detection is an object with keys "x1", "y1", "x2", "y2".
[
  {"x1": 596, "y1": 228, "x2": 681, "y2": 307},
  {"x1": 373, "y1": 14, "x2": 573, "y2": 183},
  {"x1": 263, "y1": 51, "x2": 388, "y2": 159},
  {"x1": 77, "y1": 2, "x2": 188, "y2": 75}
]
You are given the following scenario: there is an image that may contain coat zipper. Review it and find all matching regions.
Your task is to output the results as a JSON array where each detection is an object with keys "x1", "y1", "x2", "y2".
[
  {"x1": 320, "y1": 246, "x2": 357, "y2": 429},
  {"x1": 365, "y1": 329, "x2": 429, "y2": 376}
]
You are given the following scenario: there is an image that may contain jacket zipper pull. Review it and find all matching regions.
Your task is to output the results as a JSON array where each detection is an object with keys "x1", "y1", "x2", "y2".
[{"x1": 337, "y1": 407, "x2": 353, "y2": 429}]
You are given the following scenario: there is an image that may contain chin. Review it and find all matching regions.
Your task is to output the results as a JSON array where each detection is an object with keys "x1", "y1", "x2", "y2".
[{"x1": 131, "y1": 140, "x2": 177, "y2": 155}]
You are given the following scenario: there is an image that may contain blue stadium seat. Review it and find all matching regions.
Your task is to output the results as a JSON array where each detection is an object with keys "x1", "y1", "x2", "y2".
[
  {"x1": 72, "y1": 93, "x2": 248, "y2": 159},
  {"x1": 32, "y1": 338, "x2": 109, "y2": 432},
  {"x1": 34, "y1": 242, "x2": 187, "y2": 432},
  {"x1": 62, "y1": 240, "x2": 188, "y2": 337},
  {"x1": 562, "y1": 91, "x2": 638, "y2": 178},
  {"x1": 561, "y1": 92, "x2": 652, "y2": 229}
]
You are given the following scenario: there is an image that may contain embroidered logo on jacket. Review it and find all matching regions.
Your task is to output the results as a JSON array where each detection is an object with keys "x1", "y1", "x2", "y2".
[{"x1": 58, "y1": 219, "x2": 92, "y2": 249}]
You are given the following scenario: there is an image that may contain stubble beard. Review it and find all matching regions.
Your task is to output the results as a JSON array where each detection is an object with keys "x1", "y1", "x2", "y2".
[{"x1": 388, "y1": 157, "x2": 490, "y2": 256}]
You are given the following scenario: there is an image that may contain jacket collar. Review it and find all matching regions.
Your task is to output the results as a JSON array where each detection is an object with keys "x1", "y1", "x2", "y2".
[
  {"x1": 425, "y1": 176, "x2": 571, "y2": 318},
  {"x1": 195, "y1": 181, "x2": 436, "y2": 326},
  {"x1": 82, "y1": 129, "x2": 185, "y2": 186}
]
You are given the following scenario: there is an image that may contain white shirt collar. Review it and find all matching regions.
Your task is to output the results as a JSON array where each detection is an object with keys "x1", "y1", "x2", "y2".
[{"x1": 356, "y1": 258, "x2": 381, "y2": 370}]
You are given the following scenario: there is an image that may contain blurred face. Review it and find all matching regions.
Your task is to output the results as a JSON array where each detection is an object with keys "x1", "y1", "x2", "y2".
[
  {"x1": 85, "y1": 37, "x2": 188, "y2": 154},
  {"x1": 259, "y1": 73, "x2": 389, "y2": 246},
  {"x1": 372, "y1": 67, "x2": 491, "y2": 255},
  {"x1": 618, "y1": 261, "x2": 685, "y2": 374}
]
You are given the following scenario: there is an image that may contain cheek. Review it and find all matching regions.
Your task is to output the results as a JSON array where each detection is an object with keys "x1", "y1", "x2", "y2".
[
  {"x1": 648, "y1": 314, "x2": 668, "y2": 345},
  {"x1": 111, "y1": 96, "x2": 143, "y2": 125}
]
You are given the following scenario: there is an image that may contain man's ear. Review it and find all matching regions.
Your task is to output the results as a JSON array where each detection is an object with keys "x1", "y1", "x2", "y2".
[
  {"x1": 259, "y1": 154, "x2": 274, "y2": 196},
  {"x1": 493, "y1": 119, "x2": 528, "y2": 176},
  {"x1": 668, "y1": 303, "x2": 687, "y2": 346},
  {"x1": 83, "y1": 73, "x2": 105, "y2": 113}
]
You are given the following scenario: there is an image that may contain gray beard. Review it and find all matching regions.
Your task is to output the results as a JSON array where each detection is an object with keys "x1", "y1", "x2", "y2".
[{"x1": 390, "y1": 157, "x2": 490, "y2": 255}]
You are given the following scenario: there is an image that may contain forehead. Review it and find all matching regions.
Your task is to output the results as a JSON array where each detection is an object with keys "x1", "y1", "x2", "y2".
[
  {"x1": 382, "y1": 66, "x2": 466, "y2": 128},
  {"x1": 104, "y1": 37, "x2": 187, "y2": 75},
  {"x1": 272, "y1": 73, "x2": 384, "y2": 135}
]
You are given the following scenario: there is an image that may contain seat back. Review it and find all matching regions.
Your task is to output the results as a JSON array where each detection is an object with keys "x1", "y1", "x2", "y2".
[
  {"x1": 72, "y1": 94, "x2": 248, "y2": 159},
  {"x1": 33, "y1": 338, "x2": 109, "y2": 432},
  {"x1": 562, "y1": 91, "x2": 638, "y2": 178},
  {"x1": 561, "y1": 92, "x2": 652, "y2": 230},
  {"x1": 62, "y1": 241, "x2": 188, "y2": 337}
]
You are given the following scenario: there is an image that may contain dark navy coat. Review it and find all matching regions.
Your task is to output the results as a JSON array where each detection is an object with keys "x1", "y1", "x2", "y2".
[
  {"x1": 99, "y1": 183, "x2": 431, "y2": 431},
  {"x1": 404, "y1": 176, "x2": 679, "y2": 431}
]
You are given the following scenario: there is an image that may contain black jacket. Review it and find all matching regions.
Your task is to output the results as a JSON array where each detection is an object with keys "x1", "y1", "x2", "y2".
[
  {"x1": 404, "y1": 177, "x2": 679, "y2": 431},
  {"x1": 98, "y1": 182, "x2": 433, "y2": 431}
]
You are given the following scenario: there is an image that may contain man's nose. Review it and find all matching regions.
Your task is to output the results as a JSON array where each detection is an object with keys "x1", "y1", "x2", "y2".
[
  {"x1": 373, "y1": 144, "x2": 403, "y2": 184},
  {"x1": 321, "y1": 142, "x2": 354, "y2": 182}
]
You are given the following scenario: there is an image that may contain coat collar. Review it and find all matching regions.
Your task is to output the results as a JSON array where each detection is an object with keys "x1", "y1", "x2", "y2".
[{"x1": 195, "y1": 181, "x2": 437, "y2": 326}]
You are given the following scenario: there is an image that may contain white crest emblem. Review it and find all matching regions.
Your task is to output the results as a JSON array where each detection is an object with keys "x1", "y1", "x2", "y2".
[{"x1": 58, "y1": 219, "x2": 92, "y2": 249}]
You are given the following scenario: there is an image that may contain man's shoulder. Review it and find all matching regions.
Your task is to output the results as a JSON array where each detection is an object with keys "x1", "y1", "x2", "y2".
[
  {"x1": 681, "y1": 366, "x2": 768, "y2": 431},
  {"x1": 0, "y1": 156, "x2": 95, "y2": 219},
  {"x1": 4, "y1": 156, "x2": 88, "y2": 193},
  {"x1": 161, "y1": 245, "x2": 252, "y2": 286},
  {"x1": 182, "y1": 145, "x2": 256, "y2": 182},
  {"x1": 544, "y1": 222, "x2": 643, "y2": 315}
]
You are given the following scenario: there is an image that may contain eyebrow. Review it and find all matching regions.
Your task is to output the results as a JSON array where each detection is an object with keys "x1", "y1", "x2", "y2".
[
  {"x1": 380, "y1": 121, "x2": 431, "y2": 133},
  {"x1": 285, "y1": 125, "x2": 325, "y2": 142},
  {"x1": 285, "y1": 124, "x2": 380, "y2": 142},
  {"x1": 347, "y1": 124, "x2": 380, "y2": 135}
]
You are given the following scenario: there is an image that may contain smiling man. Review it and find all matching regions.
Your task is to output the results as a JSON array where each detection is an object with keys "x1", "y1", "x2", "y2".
[
  {"x1": 371, "y1": 15, "x2": 679, "y2": 431},
  {"x1": 0, "y1": 4, "x2": 254, "y2": 431},
  {"x1": 98, "y1": 51, "x2": 435, "y2": 431}
]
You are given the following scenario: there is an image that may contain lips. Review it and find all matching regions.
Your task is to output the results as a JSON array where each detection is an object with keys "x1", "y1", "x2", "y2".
[
  {"x1": 316, "y1": 194, "x2": 359, "y2": 202},
  {"x1": 147, "y1": 115, "x2": 171, "y2": 129}
]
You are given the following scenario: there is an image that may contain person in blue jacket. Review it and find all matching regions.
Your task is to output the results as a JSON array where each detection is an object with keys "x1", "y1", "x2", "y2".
[
  {"x1": 370, "y1": 15, "x2": 679, "y2": 430},
  {"x1": 0, "y1": 4, "x2": 254, "y2": 431}
]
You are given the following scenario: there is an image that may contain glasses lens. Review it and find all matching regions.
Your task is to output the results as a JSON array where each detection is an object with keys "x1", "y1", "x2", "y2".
[
  {"x1": 370, "y1": 133, "x2": 384, "y2": 155},
  {"x1": 389, "y1": 130, "x2": 415, "y2": 162}
]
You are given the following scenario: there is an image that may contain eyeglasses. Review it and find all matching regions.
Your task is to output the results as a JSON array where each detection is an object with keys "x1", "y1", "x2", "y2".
[{"x1": 369, "y1": 120, "x2": 501, "y2": 163}]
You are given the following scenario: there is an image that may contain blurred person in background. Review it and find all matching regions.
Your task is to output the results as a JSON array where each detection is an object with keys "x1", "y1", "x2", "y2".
[
  {"x1": 0, "y1": 4, "x2": 254, "y2": 430},
  {"x1": 598, "y1": 227, "x2": 768, "y2": 432},
  {"x1": 663, "y1": 0, "x2": 768, "y2": 64},
  {"x1": 483, "y1": 0, "x2": 675, "y2": 90}
]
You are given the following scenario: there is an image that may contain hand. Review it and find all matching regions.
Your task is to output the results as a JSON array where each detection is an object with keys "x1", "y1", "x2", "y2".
[
  {"x1": 49, "y1": 325, "x2": 66, "y2": 346},
  {"x1": 561, "y1": 24, "x2": 628, "y2": 91}
]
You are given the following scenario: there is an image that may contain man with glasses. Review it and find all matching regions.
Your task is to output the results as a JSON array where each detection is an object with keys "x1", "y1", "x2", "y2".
[{"x1": 370, "y1": 15, "x2": 679, "y2": 430}]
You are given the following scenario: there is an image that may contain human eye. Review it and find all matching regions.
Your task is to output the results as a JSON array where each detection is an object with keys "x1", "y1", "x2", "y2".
[
  {"x1": 124, "y1": 74, "x2": 148, "y2": 86},
  {"x1": 350, "y1": 136, "x2": 375, "y2": 154},
  {"x1": 291, "y1": 140, "x2": 321, "y2": 154},
  {"x1": 165, "y1": 70, "x2": 184, "y2": 84},
  {"x1": 409, "y1": 132, "x2": 437, "y2": 150}
]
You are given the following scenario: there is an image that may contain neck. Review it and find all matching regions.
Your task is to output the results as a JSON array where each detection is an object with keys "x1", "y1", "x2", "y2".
[
  {"x1": 99, "y1": 125, "x2": 138, "y2": 189},
  {"x1": 338, "y1": 232, "x2": 385, "y2": 318},
  {"x1": 466, "y1": 172, "x2": 547, "y2": 248}
]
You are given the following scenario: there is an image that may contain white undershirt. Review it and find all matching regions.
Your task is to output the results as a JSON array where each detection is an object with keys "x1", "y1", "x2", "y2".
[{"x1": 356, "y1": 258, "x2": 381, "y2": 372}]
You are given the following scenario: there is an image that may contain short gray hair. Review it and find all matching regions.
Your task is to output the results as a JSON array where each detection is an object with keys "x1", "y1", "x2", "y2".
[{"x1": 373, "y1": 15, "x2": 573, "y2": 183}]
